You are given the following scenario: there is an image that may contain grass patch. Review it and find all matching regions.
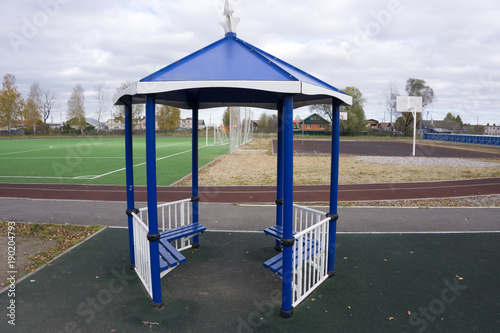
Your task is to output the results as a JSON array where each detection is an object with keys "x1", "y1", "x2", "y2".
[{"x1": 0, "y1": 221, "x2": 102, "y2": 276}]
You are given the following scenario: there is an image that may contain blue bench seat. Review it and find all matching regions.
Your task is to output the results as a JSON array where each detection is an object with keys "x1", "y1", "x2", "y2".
[
  {"x1": 160, "y1": 222, "x2": 206, "y2": 242},
  {"x1": 157, "y1": 222, "x2": 206, "y2": 272},
  {"x1": 263, "y1": 225, "x2": 296, "y2": 239}
]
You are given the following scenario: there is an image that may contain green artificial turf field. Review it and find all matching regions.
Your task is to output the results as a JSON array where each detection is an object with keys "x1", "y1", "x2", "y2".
[{"x1": 0, "y1": 137, "x2": 228, "y2": 185}]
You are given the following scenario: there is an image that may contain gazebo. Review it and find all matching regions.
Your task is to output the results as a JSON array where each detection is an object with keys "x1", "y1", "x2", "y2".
[{"x1": 113, "y1": 4, "x2": 352, "y2": 318}]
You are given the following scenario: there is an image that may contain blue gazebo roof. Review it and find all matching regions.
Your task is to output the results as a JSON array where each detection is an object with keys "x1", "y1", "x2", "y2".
[{"x1": 114, "y1": 32, "x2": 352, "y2": 109}]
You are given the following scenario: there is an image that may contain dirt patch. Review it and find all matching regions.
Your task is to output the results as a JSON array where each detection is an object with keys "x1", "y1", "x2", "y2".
[
  {"x1": 176, "y1": 138, "x2": 500, "y2": 186},
  {"x1": 0, "y1": 235, "x2": 57, "y2": 286}
]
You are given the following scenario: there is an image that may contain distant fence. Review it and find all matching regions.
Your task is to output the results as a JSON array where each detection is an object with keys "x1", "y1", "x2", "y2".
[{"x1": 424, "y1": 133, "x2": 500, "y2": 146}]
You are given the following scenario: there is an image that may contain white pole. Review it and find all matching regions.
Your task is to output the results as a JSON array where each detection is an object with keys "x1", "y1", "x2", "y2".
[{"x1": 412, "y1": 108, "x2": 416, "y2": 156}]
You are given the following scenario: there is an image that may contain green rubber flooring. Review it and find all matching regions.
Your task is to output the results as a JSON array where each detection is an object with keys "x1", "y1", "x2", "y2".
[{"x1": 1, "y1": 229, "x2": 499, "y2": 332}]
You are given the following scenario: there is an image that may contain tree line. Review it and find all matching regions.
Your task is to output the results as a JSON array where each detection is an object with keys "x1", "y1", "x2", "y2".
[{"x1": 0, "y1": 74, "x2": 181, "y2": 135}]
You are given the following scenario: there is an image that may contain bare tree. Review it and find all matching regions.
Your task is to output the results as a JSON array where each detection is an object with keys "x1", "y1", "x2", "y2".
[
  {"x1": 42, "y1": 90, "x2": 56, "y2": 132},
  {"x1": 114, "y1": 81, "x2": 143, "y2": 126},
  {"x1": 384, "y1": 81, "x2": 399, "y2": 134},
  {"x1": 95, "y1": 81, "x2": 107, "y2": 132},
  {"x1": 310, "y1": 104, "x2": 333, "y2": 123}
]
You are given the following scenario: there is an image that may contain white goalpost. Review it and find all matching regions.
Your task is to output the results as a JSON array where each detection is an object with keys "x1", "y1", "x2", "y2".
[{"x1": 205, "y1": 125, "x2": 229, "y2": 146}]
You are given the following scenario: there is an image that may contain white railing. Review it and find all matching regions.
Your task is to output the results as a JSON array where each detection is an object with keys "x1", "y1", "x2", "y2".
[
  {"x1": 139, "y1": 198, "x2": 193, "y2": 251},
  {"x1": 132, "y1": 198, "x2": 194, "y2": 297},
  {"x1": 291, "y1": 205, "x2": 330, "y2": 307},
  {"x1": 131, "y1": 212, "x2": 153, "y2": 298}
]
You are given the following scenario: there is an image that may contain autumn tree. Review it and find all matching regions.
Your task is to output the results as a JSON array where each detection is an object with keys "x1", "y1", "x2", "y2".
[
  {"x1": 157, "y1": 105, "x2": 181, "y2": 132},
  {"x1": 67, "y1": 84, "x2": 86, "y2": 133},
  {"x1": 222, "y1": 107, "x2": 230, "y2": 127},
  {"x1": 114, "y1": 81, "x2": 143, "y2": 126},
  {"x1": 24, "y1": 82, "x2": 43, "y2": 133},
  {"x1": 0, "y1": 74, "x2": 24, "y2": 133}
]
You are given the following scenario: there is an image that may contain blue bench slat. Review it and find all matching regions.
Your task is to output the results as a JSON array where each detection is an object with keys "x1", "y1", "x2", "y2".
[
  {"x1": 160, "y1": 222, "x2": 206, "y2": 242},
  {"x1": 158, "y1": 239, "x2": 187, "y2": 272},
  {"x1": 264, "y1": 225, "x2": 284, "y2": 239},
  {"x1": 263, "y1": 238, "x2": 322, "y2": 277}
]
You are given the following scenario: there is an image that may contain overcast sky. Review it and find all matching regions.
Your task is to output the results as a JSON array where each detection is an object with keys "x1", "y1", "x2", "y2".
[{"x1": 1, "y1": 0, "x2": 499, "y2": 126}]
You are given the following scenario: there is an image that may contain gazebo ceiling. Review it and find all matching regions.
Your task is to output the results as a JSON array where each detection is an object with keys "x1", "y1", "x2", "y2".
[{"x1": 113, "y1": 32, "x2": 352, "y2": 109}]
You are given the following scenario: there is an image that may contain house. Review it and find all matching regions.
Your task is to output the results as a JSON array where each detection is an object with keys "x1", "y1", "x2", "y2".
[
  {"x1": 379, "y1": 122, "x2": 394, "y2": 132},
  {"x1": 366, "y1": 119, "x2": 379, "y2": 130},
  {"x1": 138, "y1": 116, "x2": 159, "y2": 130},
  {"x1": 181, "y1": 118, "x2": 205, "y2": 130},
  {"x1": 485, "y1": 123, "x2": 500, "y2": 136},
  {"x1": 107, "y1": 117, "x2": 125, "y2": 130},
  {"x1": 294, "y1": 113, "x2": 330, "y2": 133},
  {"x1": 426, "y1": 120, "x2": 461, "y2": 133},
  {"x1": 86, "y1": 117, "x2": 106, "y2": 130}
]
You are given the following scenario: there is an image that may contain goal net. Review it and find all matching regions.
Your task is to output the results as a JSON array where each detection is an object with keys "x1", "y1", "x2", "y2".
[{"x1": 229, "y1": 107, "x2": 254, "y2": 153}]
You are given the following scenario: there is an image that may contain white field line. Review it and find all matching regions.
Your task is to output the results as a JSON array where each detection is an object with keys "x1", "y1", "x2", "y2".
[{"x1": 89, "y1": 144, "x2": 212, "y2": 180}]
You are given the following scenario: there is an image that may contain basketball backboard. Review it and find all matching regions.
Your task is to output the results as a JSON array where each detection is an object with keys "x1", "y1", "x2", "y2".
[{"x1": 396, "y1": 96, "x2": 422, "y2": 113}]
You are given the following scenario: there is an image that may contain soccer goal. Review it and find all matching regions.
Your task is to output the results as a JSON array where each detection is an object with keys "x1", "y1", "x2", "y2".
[{"x1": 205, "y1": 125, "x2": 229, "y2": 146}]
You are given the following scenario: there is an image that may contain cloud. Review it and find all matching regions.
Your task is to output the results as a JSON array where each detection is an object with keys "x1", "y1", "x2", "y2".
[{"x1": 0, "y1": 0, "x2": 499, "y2": 125}]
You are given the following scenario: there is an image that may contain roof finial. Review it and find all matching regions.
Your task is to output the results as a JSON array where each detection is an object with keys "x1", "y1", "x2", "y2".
[{"x1": 220, "y1": 0, "x2": 240, "y2": 35}]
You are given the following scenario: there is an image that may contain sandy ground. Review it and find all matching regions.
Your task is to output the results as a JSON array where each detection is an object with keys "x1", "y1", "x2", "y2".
[{"x1": 178, "y1": 138, "x2": 500, "y2": 186}]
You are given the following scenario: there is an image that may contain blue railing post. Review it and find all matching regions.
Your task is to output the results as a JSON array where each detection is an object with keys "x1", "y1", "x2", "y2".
[
  {"x1": 281, "y1": 95, "x2": 294, "y2": 318},
  {"x1": 124, "y1": 98, "x2": 136, "y2": 269},
  {"x1": 275, "y1": 101, "x2": 284, "y2": 251},
  {"x1": 192, "y1": 101, "x2": 200, "y2": 247},
  {"x1": 145, "y1": 94, "x2": 163, "y2": 308},
  {"x1": 328, "y1": 102, "x2": 340, "y2": 276}
]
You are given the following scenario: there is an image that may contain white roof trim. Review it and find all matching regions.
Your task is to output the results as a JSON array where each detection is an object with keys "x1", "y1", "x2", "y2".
[{"x1": 113, "y1": 80, "x2": 352, "y2": 106}]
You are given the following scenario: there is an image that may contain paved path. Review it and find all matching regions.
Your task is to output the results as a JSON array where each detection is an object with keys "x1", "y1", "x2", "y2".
[
  {"x1": 1, "y1": 198, "x2": 498, "y2": 233},
  {"x1": 1, "y1": 177, "x2": 499, "y2": 202}
]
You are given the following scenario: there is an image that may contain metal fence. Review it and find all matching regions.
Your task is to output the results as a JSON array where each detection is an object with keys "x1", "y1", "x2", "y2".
[
  {"x1": 424, "y1": 133, "x2": 500, "y2": 146},
  {"x1": 291, "y1": 205, "x2": 330, "y2": 307}
]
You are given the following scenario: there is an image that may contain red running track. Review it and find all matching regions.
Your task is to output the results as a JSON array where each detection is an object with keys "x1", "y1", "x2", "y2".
[{"x1": 0, "y1": 178, "x2": 499, "y2": 203}]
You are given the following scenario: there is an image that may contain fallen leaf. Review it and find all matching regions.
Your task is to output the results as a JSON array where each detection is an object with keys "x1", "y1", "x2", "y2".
[
  {"x1": 386, "y1": 317, "x2": 395, "y2": 321},
  {"x1": 30, "y1": 280, "x2": 35, "y2": 283},
  {"x1": 343, "y1": 257, "x2": 348, "y2": 260},
  {"x1": 407, "y1": 311, "x2": 411, "y2": 316},
  {"x1": 348, "y1": 306, "x2": 351, "y2": 309},
  {"x1": 455, "y1": 274, "x2": 464, "y2": 280},
  {"x1": 243, "y1": 260, "x2": 247, "y2": 262},
  {"x1": 409, "y1": 251, "x2": 414, "y2": 254},
  {"x1": 311, "y1": 298, "x2": 316, "y2": 301},
  {"x1": 96, "y1": 276, "x2": 99, "y2": 279},
  {"x1": 383, "y1": 259, "x2": 388, "y2": 262}
]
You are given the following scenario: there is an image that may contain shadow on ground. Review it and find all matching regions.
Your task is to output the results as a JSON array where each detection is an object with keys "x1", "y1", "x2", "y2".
[{"x1": 1, "y1": 229, "x2": 499, "y2": 332}]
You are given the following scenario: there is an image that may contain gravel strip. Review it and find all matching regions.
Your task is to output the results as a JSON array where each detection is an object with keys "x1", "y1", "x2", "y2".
[
  {"x1": 354, "y1": 156, "x2": 500, "y2": 167},
  {"x1": 297, "y1": 195, "x2": 500, "y2": 208}
]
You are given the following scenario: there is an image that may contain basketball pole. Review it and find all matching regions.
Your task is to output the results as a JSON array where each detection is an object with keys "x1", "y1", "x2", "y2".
[{"x1": 412, "y1": 107, "x2": 416, "y2": 156}]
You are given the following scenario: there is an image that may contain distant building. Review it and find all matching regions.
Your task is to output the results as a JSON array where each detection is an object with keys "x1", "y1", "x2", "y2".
[
  {"x1": 107, "y1": 117, "x2": 125, "y2": 130},
  {"x1": 485, "y1": 123, "x2": 500, "y2": 136},
  {"x1": 294, "y1": 113, "x2": 330, "y2": 132},
  {"x1": 426, "y1": 120, "x2": 461, "y2": 134},
  {"x1": 366, "y1": 119, "x2": 379, "y2": 130},
  {"x1": 181, "y1": 117, "x2": 205, "y2": 130},
  {"x1": 379, "y1": 122, "x2": 394, "y2": 132}
]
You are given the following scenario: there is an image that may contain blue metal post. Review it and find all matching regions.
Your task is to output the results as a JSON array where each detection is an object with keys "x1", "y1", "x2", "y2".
[
  {"x1": 328, "y1": 102, "x2": 341, "y2": 276},
  {"x1": 275, "y1": 101, "x2": 284, "y2": 251},
  {"x1": 281, "y1": 95, "x2": 294, "y2": 318},
  {"x1": 124, "y1": 99, "x2": 135, "y2": 269},
  {"x1": 192, "y1": 101, "x2": 200, "y2": 247},
  {"x1": 145, "y1": 95, "x2": 163, "y2": 308}
]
